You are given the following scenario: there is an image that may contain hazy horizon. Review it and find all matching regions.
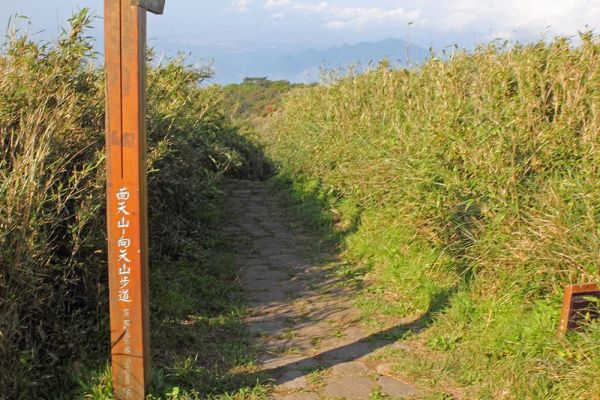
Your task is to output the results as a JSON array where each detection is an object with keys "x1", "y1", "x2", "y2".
[{"x1": 1, "y1": 1, "x2": 598, "y2": 83}]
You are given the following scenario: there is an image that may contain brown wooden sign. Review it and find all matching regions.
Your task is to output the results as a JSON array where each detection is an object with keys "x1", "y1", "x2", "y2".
[
  {"x1": 558, "y1": 283, "x2": 600, "y2": 336},
  {"x1": 104, "y1": 0, "x2": 164, "y2": 398},
  {"x1": 131, "y1": 0, "x2": 166, "y2": 15}
]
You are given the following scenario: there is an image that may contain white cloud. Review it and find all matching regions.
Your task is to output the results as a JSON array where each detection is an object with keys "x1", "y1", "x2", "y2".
[
  {"x1": 432, "y1": 0, "x2": 600, "y2": 39},
  {"x1": 258, "y1": 0, "x2": 600, "y2": 43},
  {"x1": 263, "y1": 1, "x2": 421, "y2": 30},
  {"x1": 265, "y1": 0, "x2": 329, "y2": 13},
  {"x1": 230, "y1": 0, "x2": 254, "y2": 13},
  {"x1": 325, "y1": 7, "x2": 421, "y2": 30},
  {"x1": 264, "y1": 0, "x2": 291, "y2": 7}
]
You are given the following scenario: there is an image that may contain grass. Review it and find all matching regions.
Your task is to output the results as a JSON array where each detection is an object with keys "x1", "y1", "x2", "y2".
[
  {"x1": 78, "y1": 197, "x2": 271, "y2": 400},
  {"x1": 0, "y1": 10, "x2": 270, "y2": 398},
  {"x1": 260, "y1": 34, "x2": 600, "y2": 398},
  {"x1": 4, "y1": 7, "x2": 600, "y2": 399}
]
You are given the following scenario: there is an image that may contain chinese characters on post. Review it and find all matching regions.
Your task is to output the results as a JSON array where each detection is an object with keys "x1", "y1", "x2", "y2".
[
  {"x1": 117, "y1": 188, "x2": 133, "y2": 307},
  {"x1": 104, "y1": 0, "x2": 165, "y2": 398}
]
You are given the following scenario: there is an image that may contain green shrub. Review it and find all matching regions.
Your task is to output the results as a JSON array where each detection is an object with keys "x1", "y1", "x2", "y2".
[
  {"x1": 265, "y1": 35, "x2": 600, "y2": 397},
  {"x1": 223, "y1": 78, "x2": 305, "y2": 120},
  {"x1": 0, "y1": 10, "x2": 265, "y2": 398}
]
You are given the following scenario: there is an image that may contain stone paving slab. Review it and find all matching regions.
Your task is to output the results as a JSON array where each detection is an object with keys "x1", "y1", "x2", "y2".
[
  {"x1": 248, "y1": 290, "x2": 289, "y2": 302},
  {"x1": 248, "y1": 319, "x2": 288, "y2": 334},
  {"x1": 274, "y1": 393, "x2": 320, "y2": 400},
  {"x1": 329, "y1": 361, "x2": 370, "y2": 377},
  {"x1": 378, "y1": 376, "x2": 419, "y2": 398},
  {"x1": 323, "y1": 376, "x2": 375, "y2": 399},
  {"x1": 276, "y1": 369, "x2": 308, "y2": 389}
]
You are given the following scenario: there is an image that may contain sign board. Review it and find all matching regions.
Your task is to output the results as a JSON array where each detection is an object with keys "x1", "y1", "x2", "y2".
[
  {"x1": 131, "y1": 0, "x2": 166, "y2": 14},
  {"x1": 104, "y1": 0, "x2": 164, "y2": 397},
  {"x1": 558, "y1": 283, "x2": 600, "y2": 336}
]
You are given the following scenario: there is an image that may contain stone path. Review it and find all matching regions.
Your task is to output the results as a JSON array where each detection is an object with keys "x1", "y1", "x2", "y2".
[{"x1": 223, "y1": 180, "x2": 419, "y2": 400}]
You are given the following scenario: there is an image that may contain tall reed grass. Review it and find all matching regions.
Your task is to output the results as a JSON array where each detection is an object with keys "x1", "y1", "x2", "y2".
[
  {"x1": 0, "y1": 11, "x2": 262, "y2": 398},
  {"x1": 266, "y1": 35, "x2": 600, "y2": 398}
]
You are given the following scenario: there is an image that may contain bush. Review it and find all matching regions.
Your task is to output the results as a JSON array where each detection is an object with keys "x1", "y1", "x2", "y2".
[
  {"x1": 0, "y1": 10, "x2": 264, "y2": 398},
  {"x1": 222, "y1": 78, "x2": 305, "y2": 120},
  {"x1": 265, "y1": 35, "x2": 600, "y2": 397}
]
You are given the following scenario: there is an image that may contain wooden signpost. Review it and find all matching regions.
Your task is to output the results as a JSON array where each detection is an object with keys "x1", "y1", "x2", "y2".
[
  {"x1": 558, "y1": 283, "x2": 600, "y2": 336},
  {"x1": 105, "y1": 1, "x2": 165, "y2": 398}
]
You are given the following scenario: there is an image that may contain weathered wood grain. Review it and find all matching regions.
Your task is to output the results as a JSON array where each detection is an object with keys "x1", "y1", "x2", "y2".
[{"x1": 105, "y1": 0, "x2": 152, "y2": 397}]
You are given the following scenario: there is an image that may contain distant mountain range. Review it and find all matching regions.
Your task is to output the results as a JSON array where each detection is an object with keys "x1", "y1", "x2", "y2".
[
  {"x1": 152, "y1": 38, "x2": 429, "y2": 84},
  {"x1": 270, "y1": 39, "x2": 429, "y2": 83}
]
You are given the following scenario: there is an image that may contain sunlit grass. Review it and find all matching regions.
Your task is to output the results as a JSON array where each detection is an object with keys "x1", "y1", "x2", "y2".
[{"x1": 263, "y1": 34, "x2": 600, "y2": 398}]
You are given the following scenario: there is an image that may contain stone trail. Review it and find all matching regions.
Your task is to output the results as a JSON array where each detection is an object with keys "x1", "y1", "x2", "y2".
[{"x1": 223, "y1": 180, "x2": 419, "y2": 400}]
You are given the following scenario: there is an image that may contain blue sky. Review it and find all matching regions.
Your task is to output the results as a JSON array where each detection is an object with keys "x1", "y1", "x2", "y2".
[
  {"x1": 2, "y1": 1, "x2": 599, "y2": 83},
  {"x1": 2, "y1": 0, "x2": 599, "y2": 49}
]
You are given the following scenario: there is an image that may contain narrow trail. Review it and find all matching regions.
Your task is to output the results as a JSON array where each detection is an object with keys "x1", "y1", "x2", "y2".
[{"x1": 223, "y1": 180, "x2": 419, "y2": 400}]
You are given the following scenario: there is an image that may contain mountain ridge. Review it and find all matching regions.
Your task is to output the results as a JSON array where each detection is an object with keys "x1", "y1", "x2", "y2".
[
  {"x1": 269, "y1": 38, "x2": 429, "y2": 82},
  {"x1": 153, "y1": 37, "x2": 429, "y2": 84}
]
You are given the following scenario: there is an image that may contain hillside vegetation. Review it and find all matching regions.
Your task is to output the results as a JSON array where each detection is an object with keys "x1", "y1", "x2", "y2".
[
  {"x1": 264, "y1": 35, "x2": 600, "y2": 398},
  {"x1": 3, "y1": 8, "x2": 600, "y2": 399},
  {"x1": 223, "y1": 77, "x2": 306, "y2": 120},
  {"x1": 0, "y1": 11, "x2": 267, "y2": 398}
]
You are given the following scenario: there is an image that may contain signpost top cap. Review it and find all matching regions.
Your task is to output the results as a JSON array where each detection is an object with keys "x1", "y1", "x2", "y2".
[{"x1": 131, "y1": 0, "x2": 165, "y2": 14}]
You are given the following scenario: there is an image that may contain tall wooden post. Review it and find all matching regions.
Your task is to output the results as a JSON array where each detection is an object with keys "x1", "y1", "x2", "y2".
[{"x1": 104, "y1": 1, "x2": 164, "y2": 398}]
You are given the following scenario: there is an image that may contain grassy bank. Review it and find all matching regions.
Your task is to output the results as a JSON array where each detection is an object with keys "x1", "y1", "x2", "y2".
[
  {"x1": 0, "y1": 11, "x2": 267, "y2": 398},
  {"x1": 264, "y1": 35, "x2": 600, "y2": 399},
  {"x1": 80, "y1": 203, "x2": 269, "y2": 400}
]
